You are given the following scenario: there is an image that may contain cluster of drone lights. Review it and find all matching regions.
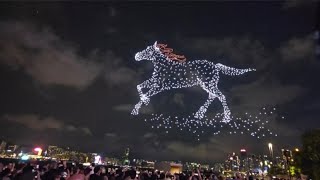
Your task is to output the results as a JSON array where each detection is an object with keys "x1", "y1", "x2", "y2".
[
  {"x1": 156, "y1": 43, "x2": 186, "y2": 62},
  {"x1": 131, "y1": 41, "x2": 256, "y2": 124},
  {"x1": 141, "y1": 107, "x2": 280, "y2": 141}
]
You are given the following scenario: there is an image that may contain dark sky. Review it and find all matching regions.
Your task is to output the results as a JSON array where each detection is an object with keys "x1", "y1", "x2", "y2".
[{"x1": 0, "y1": 1, "x2": 319, "y2": 163}]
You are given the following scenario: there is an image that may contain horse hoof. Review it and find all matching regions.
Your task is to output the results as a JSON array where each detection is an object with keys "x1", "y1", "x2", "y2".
[
  {"x1": 131, "y1": 109, "x2": 139, "y2": 115},
  {"x1": 222, "y1": 117, "x2": 231, "y2": 123},
  {"x1": 141, "y1": 95, "x2": 150, "y2": 105},
  {"x1": 143, "y1": 99, "x2": 150, "y2": 105},
  {"x1": 194, "y1": 112, "x2": 204, "y2": 119}
]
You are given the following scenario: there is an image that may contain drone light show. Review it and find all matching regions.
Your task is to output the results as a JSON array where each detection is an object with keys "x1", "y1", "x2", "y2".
[
  {"x1": 142, "y1": 107, "x2": 280, "y2": 141},
  {"x1": 131, "y1": 41, "x2": 255, "y2": 123},
  {"x1": 130, "y1": 41, "x2": 277, "y2": 139},
  {"x1": 0, "y1": 2, "x2": 316, "y2": 163}
]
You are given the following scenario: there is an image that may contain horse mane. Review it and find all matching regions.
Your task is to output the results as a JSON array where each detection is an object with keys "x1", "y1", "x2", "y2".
[{"x1": 156, "y1": 43, "x2": 186, "y2": 63}]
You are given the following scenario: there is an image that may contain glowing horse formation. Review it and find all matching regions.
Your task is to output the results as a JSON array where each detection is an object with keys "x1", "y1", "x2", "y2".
[{"x1": 131, "y1": 41, "x2": 255, "y2": 123}]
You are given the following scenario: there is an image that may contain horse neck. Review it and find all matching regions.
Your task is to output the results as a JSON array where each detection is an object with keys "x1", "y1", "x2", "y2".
[{"x1": 151, "y1": 55, "x2": 168, "y2": 66}]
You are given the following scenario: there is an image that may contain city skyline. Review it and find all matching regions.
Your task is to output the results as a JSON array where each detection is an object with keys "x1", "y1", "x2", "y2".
[{"x1": 0, "y1": 139, "x2": 298, "y2": 167}]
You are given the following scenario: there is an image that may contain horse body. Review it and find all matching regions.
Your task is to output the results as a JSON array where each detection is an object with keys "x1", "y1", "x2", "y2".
[
  {"x1": 132, "y1": 42, "x2": 255, "y2": 123},
  {"x1": 152, "y1": 59, "x2": 217, "y2": 89}
]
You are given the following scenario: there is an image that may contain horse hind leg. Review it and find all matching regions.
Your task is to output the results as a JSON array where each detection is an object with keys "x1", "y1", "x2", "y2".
[
  {"x1": 215, "y1": 89, "x2": 231, "y2": 123},
  {"x1": 194, "y1": 93, "x2": 216, "y2": 119}
]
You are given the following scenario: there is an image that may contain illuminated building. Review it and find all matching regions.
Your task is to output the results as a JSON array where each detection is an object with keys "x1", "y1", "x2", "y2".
[
  {"x1": 247, "y1": 155, "x2": 254, "y2": 170},
  {"x1": 268, "y1": 143, "x2": 273, "y2": 160},
  {"x1": 225, "y1": 152, "x2": 240, "y2": 171},
  {"x1": 48, "y1": 145, "x2": 66, "y2": 157},
  {"x1": 290, "y1": 148, "x2": 302, "y2": 176},
  {"x1": 201, "y1": 164, "x2": 210, "y2": 170},
  {"x1": 133, "y1": 159, "x2": 155, "y2": 169},
  {"x1": 93, "y1": 153, "x2": 102, "y2": 164},
  {"x1": 140, "y1": 160, "x2": 155, "y2": 168},
  {"x1": 122, "y1": 148, "x2": 130, "y2": 165},
  {"x1": 47, "y1": 145, "x2": 93, "y2": 163},
  {"x1": 184, "y1": 162, "x2": 201, "y2": 171},
  {"x1": 7, "y1": 144, "x2": 19, "y2": 152},
  {"x1": 281, "y1": 149, "x2": 293, "y2": 175},
  {"x1": 105, "y1": 157, "x2": 121, "y2": 166},
  {"x1": 212, "y1": 163, "x2": 224, "y2": 173},
  {"x1": 239, "y1": 149, "x2": 248, "y2": 172},
  {"x1": 155, "y1": 161, "x2": 183, "y2": 174},
  {"x1": 0, "y1": 141, "x2": 7, "y2": 152},
  {"x1": 34, "y1": 147, "x2": 42, "y2": 156}
]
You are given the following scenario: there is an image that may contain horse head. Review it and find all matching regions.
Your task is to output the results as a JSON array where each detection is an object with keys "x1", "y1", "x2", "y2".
[{"x1": 135, "y1": 41, "x2": 161, "y2": 62}]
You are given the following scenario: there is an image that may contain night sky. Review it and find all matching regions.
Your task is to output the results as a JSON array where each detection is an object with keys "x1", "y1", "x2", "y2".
[{"x1": 0, "y1": 1, "x2": 319, "y2": 163}]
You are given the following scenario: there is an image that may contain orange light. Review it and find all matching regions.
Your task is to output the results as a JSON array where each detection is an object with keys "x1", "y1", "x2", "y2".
[{"x1": 295, "y1": 148, "x2": 299, "y2": 152}]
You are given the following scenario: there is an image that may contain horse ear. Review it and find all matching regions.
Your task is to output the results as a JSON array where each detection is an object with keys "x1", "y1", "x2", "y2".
[{"x1": 154, "y1": 41, "x2": 160, "y2": 51}]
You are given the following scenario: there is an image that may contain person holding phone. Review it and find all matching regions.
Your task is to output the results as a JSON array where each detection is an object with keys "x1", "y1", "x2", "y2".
[
  {"x1": 89, "y1": 166, "x2": 104, "y2": 180},
  {"x1": 189, "y1": 169, "x2": 202, "y2": 180}
]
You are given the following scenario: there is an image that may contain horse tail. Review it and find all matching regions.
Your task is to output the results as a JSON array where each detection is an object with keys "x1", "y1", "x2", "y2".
[{"x1": 215, "y1": 63, "x2": 256, "y2": 76}]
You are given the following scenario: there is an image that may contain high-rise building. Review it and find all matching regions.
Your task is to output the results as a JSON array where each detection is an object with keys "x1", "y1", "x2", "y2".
[
  {"x1": 0, "y1": 141, "x2": 7, "y2": 152},
  {"x1": 281, "y1": 149, "x2": 292, "y2": 173},
  {"x1": 225, "y1": 152, "x2": 240, "y2": 171},
  {"x1": 7, "y1": 144, "x2": 19, "y2": 152},
  {"x1": 48, "y1": 146, "x2": 65, "y2": 157},
  {"x1": 123, "y1": 148, "x2": 130, "y2": 165},
  {"x1": 212, "y1": 163, "x2": 224, "y2": 173},
  {"x1": 239, "y1": 149, "x2": 248, "y2": 172}
]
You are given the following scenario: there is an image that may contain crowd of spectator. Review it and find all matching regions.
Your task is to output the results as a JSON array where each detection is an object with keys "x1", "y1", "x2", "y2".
[{"x1": 0, "y1": 160, "x2": 243, "y2": 180}]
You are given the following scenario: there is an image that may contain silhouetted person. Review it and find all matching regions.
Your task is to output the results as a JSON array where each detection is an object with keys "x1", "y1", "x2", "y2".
[{"x1": 89, "y1": 166, "x2": 103, "y2": 180}]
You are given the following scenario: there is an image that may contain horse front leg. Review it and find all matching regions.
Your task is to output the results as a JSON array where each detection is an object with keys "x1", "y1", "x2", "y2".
[
  {"x1": 136, "y1": 78, "x2": 156, "y2": 105},
  {"x1": 132, "y1": 79, "x2": 153, "y2": 115},
  {"x1": 131, "y1": 87, "x2": 162, "y2": 115},
  {"x1": 131, "y1": 101, "x2": 143, "y2": 115},
  {"x1": 131, "y1": 93, "x2": 151, "y2": 115},
  {"x1": 143, "y1": 86, "x2": 162, "y2": 104}
]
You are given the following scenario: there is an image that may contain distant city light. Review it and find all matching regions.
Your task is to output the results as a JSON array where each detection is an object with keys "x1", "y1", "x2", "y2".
[
  {"x1": 34, "y1": 147, "x2": 42, "y2": 152},
  {"x1": 34, "y1": 147, "x2": 42, "y2": 156},
  {"x1": 94, "y1": 155, "x2": 102, "y2": 164},
  {"x1": 82, "y1": 162, "x2": 91, "y2": 166},
  {"x1": 268, "y1": 143, "x2": 273, "y2": 158},
  {"x1": 295, "y1": 148, "x2": 299, "y2": 152},
  {"x1": 21, "y1": 155, "x2": 29, "y2": 160},
  {"x1": 240, "y1": 149, "x2": 246, "y2": 152}
]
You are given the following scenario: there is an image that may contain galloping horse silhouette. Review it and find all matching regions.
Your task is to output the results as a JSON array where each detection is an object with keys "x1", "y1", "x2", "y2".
[{"x1": 132, "y1": 41, "x2": 255, "y2": 123}]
